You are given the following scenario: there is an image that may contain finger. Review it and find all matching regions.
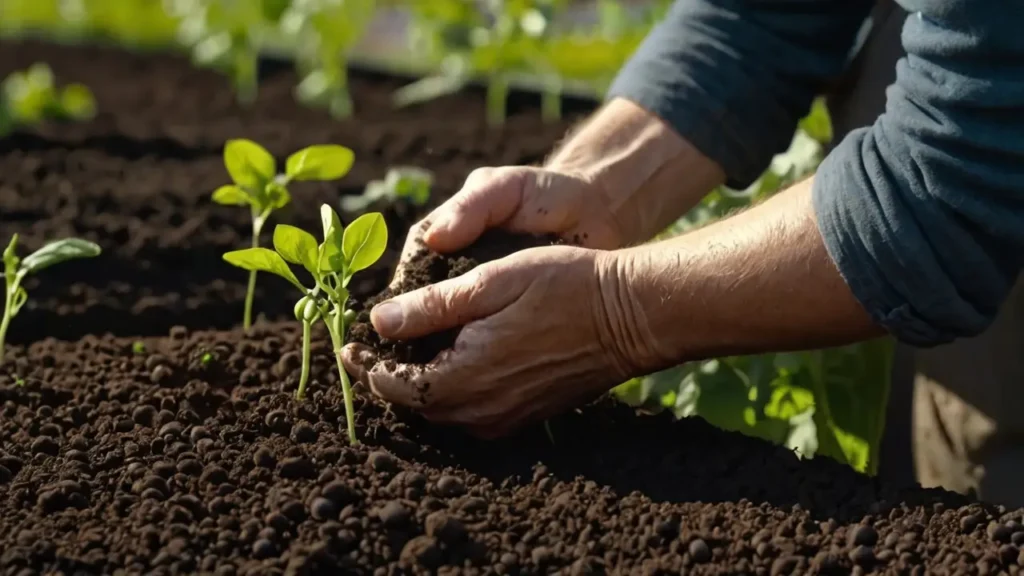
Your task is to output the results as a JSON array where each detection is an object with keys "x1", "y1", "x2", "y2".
[
  {"x1": 423, "y1": 167, "x2": 524, "y2": 253},
  {"x1": 359, "y1": 349, "x2": 462, "y2": 410},
  {"x1": 503, "y1": 170, "x2": 582, "y2": 235},
  {"x1": 340, "y1": 343, "x2": 376, "y2": 386},
  {"x1": 370, "y1": 262, "x2": 523, "y2": 341}
]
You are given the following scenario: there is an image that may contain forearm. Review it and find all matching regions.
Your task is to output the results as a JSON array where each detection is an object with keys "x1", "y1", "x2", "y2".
[
  {"x1": 545, "y1": 97, "x2": 725, "y2": 246},
  {"x1": 596, "y1": 176, "x2": 883, "y2": 375}
]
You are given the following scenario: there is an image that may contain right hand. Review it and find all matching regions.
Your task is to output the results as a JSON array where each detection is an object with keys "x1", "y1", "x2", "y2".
[{"x1": 390, "y1": 165, "x2": 623, "y2": 288}]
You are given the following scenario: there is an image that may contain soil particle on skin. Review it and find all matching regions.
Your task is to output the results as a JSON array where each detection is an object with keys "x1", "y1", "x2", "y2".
[{"x1": 2, "y1": 325, "x2": 1023, "y2": 574}]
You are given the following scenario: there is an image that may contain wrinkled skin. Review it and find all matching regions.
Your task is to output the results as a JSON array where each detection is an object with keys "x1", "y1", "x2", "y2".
[{"x1": 342, "y1": 165, "x2": 632, "y2": 438}]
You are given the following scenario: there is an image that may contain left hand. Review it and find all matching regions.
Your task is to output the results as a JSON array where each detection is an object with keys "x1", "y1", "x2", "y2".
[{"x1": 341, "y1": 245, "x2": 633, "y2": 438}]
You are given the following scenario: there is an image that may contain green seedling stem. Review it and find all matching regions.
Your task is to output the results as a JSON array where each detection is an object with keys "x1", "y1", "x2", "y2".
[
  {"x1": 212, "y1": 139, "x2": 355, "y2": 331},
  {"x1": 1, "y1": 234, "x2": 101, "y2": 365},
  {"x1": 223, "y1": 205, "x2": 388, "y2": 444}
]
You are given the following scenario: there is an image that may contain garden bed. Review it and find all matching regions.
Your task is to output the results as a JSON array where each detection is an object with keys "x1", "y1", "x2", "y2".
[{"x1": 2, "y1": 39, "x2": 1024, "y2": 575}]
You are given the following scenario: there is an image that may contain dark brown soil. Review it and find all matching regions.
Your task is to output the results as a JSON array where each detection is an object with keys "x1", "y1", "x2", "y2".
[
  {"x1": 4, "y1": 325, "x2": 1022, "y2": 576},
  {"x1": 3, "y1": 39, "x2": 1024, "y2": 576},
  {"x1": 0, "y1": 38, "x2": 588, "y2": 345},
  {"x1": 348, "y1": 230, "x2": 560, "y2": 365}
]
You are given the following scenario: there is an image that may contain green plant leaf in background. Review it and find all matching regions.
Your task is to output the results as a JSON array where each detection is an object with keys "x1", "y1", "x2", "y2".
[
  {"x1": 224, "y1": 138, "x2": 276, "y2": 191},
  {"x1": 286, "y1": 144, "x2": 355, "y2": 181},
  {"x1": 20, "y1": 238, "x2": 102, "y2": 274}
]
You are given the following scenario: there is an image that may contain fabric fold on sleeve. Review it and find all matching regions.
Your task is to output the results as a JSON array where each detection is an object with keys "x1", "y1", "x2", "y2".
[
  {"x1": 812, "y1": 6, "x2": 1024, "y2": 346},
  {"x1": 606, "y1": 0, "x2": 874, "y2": 189}
]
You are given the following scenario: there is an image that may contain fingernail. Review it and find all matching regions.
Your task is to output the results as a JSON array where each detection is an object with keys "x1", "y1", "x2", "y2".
[{"x1": 371, "y1": 301, "x2": 403, "y2": 335}]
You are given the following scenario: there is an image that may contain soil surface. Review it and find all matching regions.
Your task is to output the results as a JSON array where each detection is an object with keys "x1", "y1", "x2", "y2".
[
  {"x1": 0, "y1": 38, "x2": 588, "y2": 345},
  {"x1": 3, "y1": 40, "x2": 1024, "y2": 576}
]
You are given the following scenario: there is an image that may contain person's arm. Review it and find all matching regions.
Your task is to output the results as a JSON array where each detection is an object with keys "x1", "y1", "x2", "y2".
[
  {"x1": 600, "y1": 4, "x2": 1024, "y2": 372},
  {"x1": 608, "y1": 0, "x2": 875, "y2": 191},
  {"x1": 539, "y1": 97, "x2": 726, "y2": 247},
  {"x1": 597, "y1": 177, "x2": 882, "y2": 375}
]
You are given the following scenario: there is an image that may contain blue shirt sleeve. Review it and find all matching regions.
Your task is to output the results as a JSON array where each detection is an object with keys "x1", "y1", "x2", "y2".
[
  {"x1": 606, "y1": 0, "x2": 875, "y2": 189},
  {"x1": 813, "y1": 4, "x2": 1024, "y2": 346}
]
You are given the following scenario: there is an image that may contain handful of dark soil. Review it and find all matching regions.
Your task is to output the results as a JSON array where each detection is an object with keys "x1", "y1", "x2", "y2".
[{"x1": 347, "y1": 229, "x2": 560, "y2": 365}]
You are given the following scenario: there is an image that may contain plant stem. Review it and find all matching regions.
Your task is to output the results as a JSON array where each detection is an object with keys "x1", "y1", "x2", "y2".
[
  {"x1": 328, "y1": 308, "x2": 358, "y2": 444},
  {"x1": 541, "y1": 76, "x2": 562, "y2": 123},
  {"x1": 329, "y1": 63, "x2": 353, "y2": 119},
  {"x1": 486, "y1": 74, "x2": 508, "y2": 127},
  {"x1": 243, "y1": 216, "x2": 264, "y2": 332},
  {"x1": 0, "y1": 298, "x2": 11, "y2": 366},
  {"x1": 295, "y1": 320, "x2": 312, "y2": 400}
]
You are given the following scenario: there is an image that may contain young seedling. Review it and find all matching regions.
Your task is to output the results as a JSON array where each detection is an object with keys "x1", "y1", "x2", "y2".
[
  {"x1": 212, "y1": 139, "x2": 354, "y2": 331},
  {"x1": 340, "y1": 166, "x2": 433, "y2": 213},
  {"x1": 0, "y1": 63, "x2": 96, "y2": 135},
  {"x1": 222, "y1": 205, "x2": 387, "y2": 444},
  {"x1": 282, "y1": 0, "x2": 377, "y2": 118},
  {"x1": 1, "y1": 234, "x2": 101, "y2": 365}
]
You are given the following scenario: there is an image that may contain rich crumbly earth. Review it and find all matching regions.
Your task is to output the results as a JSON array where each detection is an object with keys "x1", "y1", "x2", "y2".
[{"x1": 3, "y1": 39, "x2": 1024, "y2": 576}]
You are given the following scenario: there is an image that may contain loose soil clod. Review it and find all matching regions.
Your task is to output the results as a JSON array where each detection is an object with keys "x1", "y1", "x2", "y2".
[
  {"x1": 348, "y1": 229, "x2": 560, "y2": 365},
  {"x1": 2, "y1": 39, "x2": 1024, "y2": 576}
]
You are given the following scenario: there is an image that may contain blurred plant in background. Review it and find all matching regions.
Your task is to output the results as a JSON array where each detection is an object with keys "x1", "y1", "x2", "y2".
[
  {"x1": 0, "y1": 0, "x2": 894, "y2": 475},
  {"x1": 0, "y1": 63, "x2": 95, "y2": 136}
]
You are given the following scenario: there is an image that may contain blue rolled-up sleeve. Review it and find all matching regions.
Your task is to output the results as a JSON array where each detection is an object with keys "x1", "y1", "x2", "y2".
[
  {"x1": 813, "y1": 4, "x2": 1024, "y2": 346},
  {"x1": 607, "y1": 0, "x2": 874, "y2": 189}
]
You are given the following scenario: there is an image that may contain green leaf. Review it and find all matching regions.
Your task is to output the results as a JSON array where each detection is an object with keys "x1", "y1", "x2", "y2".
[
  {"x1": 318, "y1": 205, "x2": 345, "y2": 273},
  {"x1": 224, "y1": 139, "x2": 276, "y2": 191},
  {"x1": 11, "y1": 286, "x2": 28, "y2": 314},
  {"x1": 321, "y1": 203, "x2": 342, "y2": 241},
  {"x1": 223, "y1": 247, "x2": 305, "y2": 291},
  {"x1": 342, "y1": 212, "x2": 388, "y2": 274},
  {"x1": 211, "y1": 185, "x2": 251, "y2": 206},
  {"x1": 58, "y1": 84, "x2": 96, "y2": 119},
  {"x1": 264, "y1": 182, "x2": 291, "y2": 209},
  {"x1": 285, "y1": 145, "x2": 355, "y2": 181},
  {"x1": 273, "y1": 225, "x2": 319, "y2": 273},
  {"x1": 2, "y1": 235, "x2": 18, "y2": 268},
  {"x1": 20, "y1": 238, "x2": 101, "y2": 274}
]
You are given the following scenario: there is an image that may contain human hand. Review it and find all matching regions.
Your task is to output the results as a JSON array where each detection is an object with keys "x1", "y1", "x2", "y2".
[
  {"x1": 342, "y1": 245, "x2": 643, "y2": 438},
  {"x1": 387, "y1": 165, "x2": 624, "y2": 289}
]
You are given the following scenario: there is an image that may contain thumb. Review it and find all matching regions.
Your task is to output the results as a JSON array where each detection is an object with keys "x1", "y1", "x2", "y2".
[
  {"x1": 369, "y1": 263, "x2": 520, "y2": 340},
  {"x1": 423, "y1": 167, "x2": 527, "y2": 253}
]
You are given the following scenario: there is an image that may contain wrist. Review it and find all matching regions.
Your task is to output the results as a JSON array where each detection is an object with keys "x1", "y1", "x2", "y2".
[
  {"x1": 592, "y1": 248, "x2": 678, "y2": 379},
  {"x1": 545, "y1": 98, "x2": 726, "y2": 245}
]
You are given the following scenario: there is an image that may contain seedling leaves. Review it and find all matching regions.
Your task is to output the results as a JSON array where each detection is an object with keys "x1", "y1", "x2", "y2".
[
  {"x1": 223, "y1": 247, "x2": 305, "y2": 290},
  {"x1": 20, "y1": 238, "x2": 101, "y2": 274},
  {"x1": 211, "y1": 185, "x2": 251, "y2": 206},
  {"x1": 286, "y1": 145, "x2": 354, "y2": 181},
  {"x1": 224, "y1": 139, "x2": 275, "y2": 191},
  {"x1": 273, "y1": 225, "x2": 319, "y2": 272},
  {"x1": 318, "y1": 204, "x2": 345, "y2": 272},
  {"x1": 265, "y1": 182, "x2": 292, "y2": 209},
  {"x1": 59, "y1": 84, "x2": 96, "y2": 119},
  {"x1": 343, "y1": 212, "x2": 387, "y2": 274}
]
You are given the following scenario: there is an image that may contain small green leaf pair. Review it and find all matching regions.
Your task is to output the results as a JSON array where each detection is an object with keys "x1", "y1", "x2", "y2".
[
  {"x1": 213, "y1": 138, "x2": 354, "y2": 331},
  {"x1": 223, "y1": 204, "x2": 388, "y2": 444},
  {"x1": 1, "y1": 235, "x2": 101, "y2": 365},
  {"x1": 0, "y1": 63, "x2": 96, "y2": 135},
  {"x1": 341, "y1": 166, "x2": 433, "y2": 213}
]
